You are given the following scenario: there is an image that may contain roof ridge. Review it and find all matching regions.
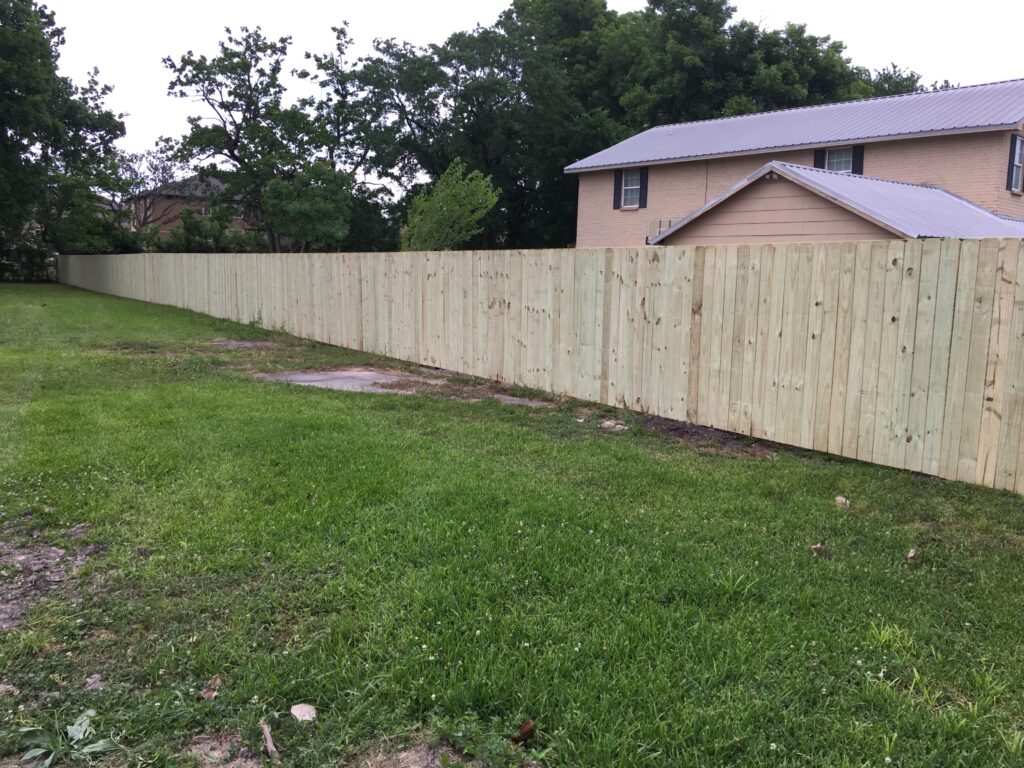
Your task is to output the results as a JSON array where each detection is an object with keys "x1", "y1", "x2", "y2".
[
  {"x1": 644, "y1": 77, "x2": 1024, "y2": 133},
  {"x1": 773, "y1": 161, "x2": 943, "y2": 190},
  {"x1": 776, "y1": 161, "x2": 1024, "y2": 219}
]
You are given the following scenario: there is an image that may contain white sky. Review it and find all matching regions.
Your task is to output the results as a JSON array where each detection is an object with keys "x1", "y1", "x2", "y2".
[{"x1": 46, "y1": 0, "x2": 1024, "y2": 153}]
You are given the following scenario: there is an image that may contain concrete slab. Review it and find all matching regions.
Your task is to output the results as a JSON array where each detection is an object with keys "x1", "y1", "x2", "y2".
[{"x1": 254, "y1": 368, "x2": 441, "y2": 394}]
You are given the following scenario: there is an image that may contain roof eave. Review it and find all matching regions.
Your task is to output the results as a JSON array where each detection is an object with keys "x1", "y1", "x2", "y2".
[{"x1": 565, "y1": 123, "x2": 1021, "y2": 175}]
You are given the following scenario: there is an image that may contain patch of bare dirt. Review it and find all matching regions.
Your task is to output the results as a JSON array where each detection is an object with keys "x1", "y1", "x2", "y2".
[
  {"x1": 643, "y1": 416, "x2": 777, "y2": 457},
  {"x1": 208, "y1": 339, "x2": 278, "y2": 351},
  {"x1": 256, "y1": 365, "x2": 559, "y2": 409},
  {"x1": 362, "y1": 739, "x2": 485, "y2": 768},
  {"x1": 99, "y1": 341, "x2": 172, "y2": 355},
  {"x1": 187, "y1": 734, "x2": 261, "y2": 768},
  {"x1": 0, "y1": 517, "x2": 106, "y2": 630}
]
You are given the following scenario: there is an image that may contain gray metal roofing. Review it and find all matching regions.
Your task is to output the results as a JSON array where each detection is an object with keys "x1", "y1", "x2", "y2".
[
  {"x1": 566, "y1": 78, "x2": 1024, "y2": 172},
  {"x1": 649, "y1": 162, "x2": 1024, "y2": 243}
]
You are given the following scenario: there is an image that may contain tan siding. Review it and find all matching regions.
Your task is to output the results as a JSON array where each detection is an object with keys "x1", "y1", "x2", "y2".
[
  {"x1": 574, "y1": 131, "x2": 1024, "y2": 247},
  {"x1": 660, "y1": 177, "x2": 896, "y2": 246}
]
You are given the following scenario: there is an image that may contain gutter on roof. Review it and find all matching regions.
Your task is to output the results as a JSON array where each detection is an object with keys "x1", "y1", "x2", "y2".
[{"x1": 565, "y1": 123, "x2": 1021, "y2": 174}]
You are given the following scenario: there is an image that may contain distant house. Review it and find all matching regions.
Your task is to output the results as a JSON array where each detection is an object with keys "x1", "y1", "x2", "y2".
[
  {"x1": 566, "y1": 78, "x2": 1024, "y2": 246},
  {"x1": 132, "y1": 175, "x2": 244, "y2": 237}
]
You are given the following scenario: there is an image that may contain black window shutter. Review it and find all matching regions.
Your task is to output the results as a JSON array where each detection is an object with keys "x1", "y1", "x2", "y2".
[
  {"x1": 852, "y1": 145, "x2": 865, "y2": 175},
  {"x1": 613, "y1": 170, "x2": 623, "y2": 209},
  {"x1": 813, "y1": 149, "x2": 826, "y2": 169},
  {"x1": 638, "y1": 167, "x2": 649, "y2": 208},
  {"x1": 1008, "y1": 135, "x2": 1020, "y2": 191}
]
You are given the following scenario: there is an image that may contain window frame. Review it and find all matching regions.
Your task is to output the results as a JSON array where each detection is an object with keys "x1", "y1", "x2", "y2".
[
  {"x1": 1012, "y1": 136, "x2": 1024, "y2": 194},
  {"x1": 621, "y1": 169, "x2": 643, "y2": 208},
  {"x1": 824, "y1": 147, "x2": 855, "y2": 174}
]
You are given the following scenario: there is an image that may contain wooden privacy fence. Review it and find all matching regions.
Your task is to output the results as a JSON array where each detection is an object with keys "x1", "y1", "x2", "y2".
[{"x1": 58, "y1": 238, "x2": 1024, "y2": 493}]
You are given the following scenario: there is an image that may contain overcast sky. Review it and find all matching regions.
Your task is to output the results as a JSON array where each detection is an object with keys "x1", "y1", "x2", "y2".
[{"x1": 45, "y1": 0, "x2": 1024, "y2": 153}]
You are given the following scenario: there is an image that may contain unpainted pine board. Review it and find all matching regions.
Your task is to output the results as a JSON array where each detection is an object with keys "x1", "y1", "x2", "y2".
[
  {"x1": 827, "y1": 243, "x2": 859, "y2": 455},
  {"x1": 644, "y1": 249, "x2": 666, "y2": 414},
  {"x1": 667, "y1": 247, "x2": 695, "y2": 421},
  {"x1": 630, "y1": 248, "x2": 651, "y2": 411},
  {"x1": 609, "y1": 249, "x2": 634, "y2": 408},
  {"x1": 956, "y1": 239, "x2": 1000, "y2": 482},
  {"x1": 840, "y1": 242, "x2": 875, "y2": 458},
  {"x1": 650, "y1": 248, "x2": 674, "y2": 416},
  {"x1": 904, "y1": 240, "x2": 942, "y2": 473},
  {"x1": 750, "y1": 244, "x2": 775, "y2": 438},
  {"x1": 598, "y1": 249, "x2": 615, "y2": 405},
  {"x1": 867, "y1": 241, "x2": 907, "y2": 463},
  {"x1": 707, "y1": 246, "x2": 729, "y2": 428},
  {"x1": 812, "y1": 243, "x2": 843, "y2": 452},
  {"x1": 506, "y1": 251, "x2": 524, "y2": 384},
  {"x1": 761, "y1": 246, "x2": 788, "y2": 441},
  {"x1": 727, "y1": 247, "x2": 750, "y2": 432},
  {"x1": 556, "y1": 250, "x2": 577, "y2": 395},
  {"x1": 976, "y1": 238, "x2": 1021, "y2": 485},
  {"x1": 936, "y1": 241, "x2": 981, "y2": 477},
  {"x1": 886, "y1": 240, "x2": 923, "y2": 469},
  {"x1": 787, "y1": 244, "x2": 814, "y2": 449},
  {"x1": 738, "y1": 249, "x2": 761, "y2": 435},
  {"x1": 921, "y1": 239, "x2": 961, "y2": 476},
  {"x1": 853, "y1": 242, "x2": 890, "y2": 461},
  {"x1": 686, "y1": 247, "x2": 706, "y2": 423},
  {"x1": 799, "y1": 244, "x2": 827, "y2": 449},
  {"x1": 695, "y1": 247, "x2": 717, "y2": 424},
  {"x1": 774, "y1": 245, "x2": 800, "y2": 446},
  {"x1": 716, "y1": 246, "x2": 739, "y2": 430},
  {"x1": 995, "y1": 241, "x2": 1024, "y2": 489},
  {"x1": 574, "y1": 250, "x2": 599, "y2": 399}
]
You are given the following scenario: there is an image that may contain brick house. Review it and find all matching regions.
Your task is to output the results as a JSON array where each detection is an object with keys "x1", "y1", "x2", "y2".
[
  {"x1": 132, "y1": 175, "x2": 245, "y2": 238},
  {"x1": 566, "y1": 78, "x2": 1024, "y2": 246}
]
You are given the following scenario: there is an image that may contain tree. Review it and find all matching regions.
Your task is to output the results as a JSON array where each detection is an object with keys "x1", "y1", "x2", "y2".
[
  {"x1": 263, "y1": 163, "x2": 353, "y2": 252},
  {"x1": 401, "y1": 159, "x2": 499, "y2": 251},
  {"x1": 110, "y1": 148, "x2": 184, "y2": 232},
  {"x1": 0, "y1": 0, "x2": 124, "y2": 278},
  {"x1": 164, "y1": 26, "x2": 326, "y2": 252}
]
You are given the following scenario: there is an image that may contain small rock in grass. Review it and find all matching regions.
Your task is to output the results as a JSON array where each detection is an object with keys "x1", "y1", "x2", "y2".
[
  {"x1": 0, "y1": 682, "x2": 18, "y2": 697},
  {"x1": 599, "y1": 419, "x2": 628, "y2": 433},
  {"x1": 67, "y1": 523, "x2": 91, "y2": 540},
  {"x1": 84, "y1": 674, "x2": 104, "y2": 692},
  {"x1": 290, "y1": 703, "x2": 317, "y2": 722},
  {"x1": 906, "y1": 548, "x2": 919, "y2": 565},
  {"x1": 201, "y1": 675, "x2": 222, "y2": 700},
  {"x1": 809, "y1": 543, "x2": 824, "y2": 557},
  {"x1": 835, "y1": 496, "x2": 851, "y2": 509}
]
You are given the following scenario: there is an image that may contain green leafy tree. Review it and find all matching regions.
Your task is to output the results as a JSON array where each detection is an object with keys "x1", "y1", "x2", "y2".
[
  {"x1": 263, "y1": 163, "x2": 353, "y2": 252},
  {"x1": 401, "y1": 159, "x2": 499, "y2": 251},
  {"x1": 0, "y1": 0, "x2": 125, "y2": 278}
]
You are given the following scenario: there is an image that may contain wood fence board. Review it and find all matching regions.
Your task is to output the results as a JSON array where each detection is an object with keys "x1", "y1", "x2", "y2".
[{"x1": 957, "y1": 240, "x2": 999, "y2": 482}]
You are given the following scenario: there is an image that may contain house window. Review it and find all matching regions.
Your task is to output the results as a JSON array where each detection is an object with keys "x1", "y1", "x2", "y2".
[
  {"x1": 621, "y1": 169, "x2": 642, "y2": 207},
  {"x1": 1011, "y1": 136, "x2": 1024, "y2": 194},
  {"x1": 825, "y1": 147, "x2": 854, "y2": 173}
]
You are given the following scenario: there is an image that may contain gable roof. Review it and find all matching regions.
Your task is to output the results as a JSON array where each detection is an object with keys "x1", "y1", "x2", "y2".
[
  {"x1": 147, "y1": 175, "x2": 229, "y2": 200},
  {"x1": 649, "y1": 162, "x2": 1024, "y2": 244},
  {"x1": 566, "y1": 78, "x2": 1024, "y2": 173}
]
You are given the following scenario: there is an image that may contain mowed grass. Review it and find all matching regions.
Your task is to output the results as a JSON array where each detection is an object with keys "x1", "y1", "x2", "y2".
[{"x1": 1, "y1": 283, "x2": 1024, "y2": 767}]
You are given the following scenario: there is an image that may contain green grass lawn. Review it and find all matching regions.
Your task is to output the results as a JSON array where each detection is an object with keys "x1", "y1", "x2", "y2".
[{"x1": 2, "y1": 283, "x2": 1024, "y2": 768}]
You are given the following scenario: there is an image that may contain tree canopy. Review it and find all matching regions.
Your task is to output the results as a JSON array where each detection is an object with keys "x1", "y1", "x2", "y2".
[
  {"x1": 2, "y1": 0, "x2": 933, "y2": 270},
  {"x1": 0, "y1": 0, "x2": 125, "y2": 278},
  {"x1": 401, "y1": 159, "x2": 500, "y2": 251}
]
